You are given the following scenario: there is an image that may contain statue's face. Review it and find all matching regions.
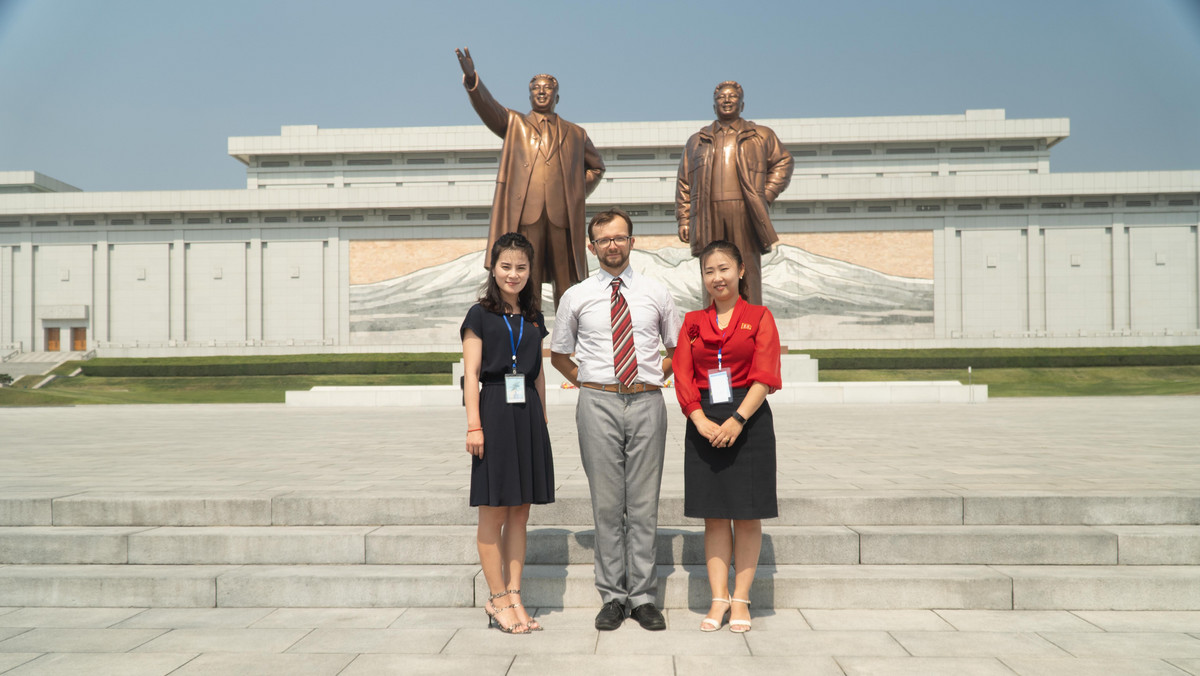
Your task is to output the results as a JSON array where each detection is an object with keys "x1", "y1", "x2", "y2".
[
  {"x1": 713, "y1": 85, "x2": 744, "y2": 123},
  {"x1": 529, "y1": 77, "x2": 559, "y2": 115}
]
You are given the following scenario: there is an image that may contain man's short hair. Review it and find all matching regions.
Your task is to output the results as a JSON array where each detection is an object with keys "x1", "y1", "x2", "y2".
[
  {"x1": 588, "y1": 207, "x2": 633, "y2": 241},
  {"x1": 530, "y1": 74, "x2": 559, "y2": 90},
  {"x1": 713, "y1": 80, "x2": 744, "y2": 99}
]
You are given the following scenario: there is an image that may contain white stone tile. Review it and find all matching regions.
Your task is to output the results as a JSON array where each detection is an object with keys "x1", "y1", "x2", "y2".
[
  {"x1": 131, "y1": 628, "x2": 309, "y2": 654},
  {"x1": 595, "y1": 627, "x2": 748, "y2": 655},
  {"x1": 510, "y1": 655, "x2": 673, "y2": 676},
  {"x1": 165, "y1": 652, "x2": 355, "y2": 676},
  {"x1": 1003, "y1": 657, "x2": 1191, "y2": 676},
  {"x1": 0, "y1": 608, "x2": 146, "y2": 628},
  {"x1": 1169, "y1": 659, "x2": 1200, "y2": 676},
  {"x1": 1071, "y1": 611, "x2": 1200, "y2": 633},
  {"x1": 744, "y1": 630, "x2": 907, "y2": 656},
  {"x1": 0, "y1": 628, "x2": 166, "y2": 653},
  {"x1": 287, "y1": 628, "x2": 455, "y2": 654},
  {"x1": 253, "y1": 608, "x2": 405, "y2": 629},
  {"x1": 890, "y1": 631, "x2": 1070, "y2": 657},
  {"x1": 443, "y1": 628, "x2": 596, "y2": 655},
  {"x1": 802, "y1": 609, "x2": 954, "y2": 631},
  {"x1": 677, "y1": 655, "x2": 843, "y2": 675},
  {"x1": 390, "y1": 607, "x2": 485, "y2": 629},
  {"x1": 935, "y1": 610, "x2": 1102, "y2": 632},
  {"x1": 1038, "y1": 632, "x2": 1200, "y2": 658},
  {"x1": 838, "y1": 656, "x2": 1016, "y2": 676},
  {"x1": 338, "y1": 654, "x2": 513, "y2": 676},
  {"x1": 0, "y1": 653, "x2": 40, "y2": 672},
  {"x1": 114, "y1": 608, "x2": 274, "y2": 629},
  {"x1": 0, "y1": 653, "x2": 195, "y2": 676}
]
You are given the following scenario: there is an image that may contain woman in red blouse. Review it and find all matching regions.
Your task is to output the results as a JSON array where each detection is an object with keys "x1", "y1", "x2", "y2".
[{"x1": 674, "y1": 240, "x2": 782, "y2": 633}]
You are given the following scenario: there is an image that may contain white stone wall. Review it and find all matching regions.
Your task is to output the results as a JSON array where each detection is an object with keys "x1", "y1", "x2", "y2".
[
  {"x1": 108, "y1": 243, "x2": 171, "y2": 343},
  {"x1": 261, "y1": 239, "x2": 326, "y2": 342},
  {"x1": 184, "y1": 241, "x2": 247, "y2": 342},
  {"x1": 1129, "y1": 224, "x2": 1198, "y2": 331},
  {"x1": 1044, "y1": 227, "x2": 1112, "y2": 332}
]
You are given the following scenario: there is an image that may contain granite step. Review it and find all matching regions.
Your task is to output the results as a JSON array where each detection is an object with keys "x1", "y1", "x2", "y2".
[
  {"x1": 8, "y1": 491, "x2": 1198, "y2": 528},
  {"x1": 0, "y1": 564, "x2": 476, "y2": 609},
  {"x1": 508, "y1": 564, "x2": 1200, "y2": 611},
  {"x1": 3, "y1": 563, "x2": 1199, "y2": 610},
  {"x1": 3, "y1": 524, "x2": 1197, "y2": 566}
]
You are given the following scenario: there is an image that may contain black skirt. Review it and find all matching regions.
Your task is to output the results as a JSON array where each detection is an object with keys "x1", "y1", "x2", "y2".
[{"x1": 684, "y1": 388, "x2": 777, "y2": 520}]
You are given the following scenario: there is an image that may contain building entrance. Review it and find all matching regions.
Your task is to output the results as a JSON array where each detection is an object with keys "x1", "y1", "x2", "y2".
[
  {"x1": 71, "y1": 327, "x2": 87, "y2": 351},
  {"x1": 45, "y1": 327, "x2": 60, "y2": 352}
]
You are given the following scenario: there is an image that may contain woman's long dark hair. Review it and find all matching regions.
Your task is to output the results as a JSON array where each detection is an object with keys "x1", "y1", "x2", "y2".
[
  {"x1": 479, "y1": 232, "x2": 541, "y2": 320},
  {"x1": 699, "y1": 239, "x2": 749, "y2": 301}
]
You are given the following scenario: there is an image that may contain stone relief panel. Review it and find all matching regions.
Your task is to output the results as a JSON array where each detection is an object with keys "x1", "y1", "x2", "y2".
[{"x1": 349, "y1": 232, "x2": 933, "y2": 345}]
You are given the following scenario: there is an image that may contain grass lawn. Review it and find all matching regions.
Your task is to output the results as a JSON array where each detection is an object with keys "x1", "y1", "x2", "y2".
[
  {"x1": 819, "y1": 365, "x2": 1200, "y2": 397},
  {"x1": 0, "y1": 373, "x2": 450, "y2": 406},
  {"x1": 4, "y1": 349, "x2": 1200, "y2": 406}
]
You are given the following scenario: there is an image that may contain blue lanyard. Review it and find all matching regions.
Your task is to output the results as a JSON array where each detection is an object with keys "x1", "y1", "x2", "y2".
[
  {"x1": 503, "y1": 313, "x2": 524, "y2": 373},
  {"x1": 710, "y1": 308, "x2": 729, "y2": 369}
]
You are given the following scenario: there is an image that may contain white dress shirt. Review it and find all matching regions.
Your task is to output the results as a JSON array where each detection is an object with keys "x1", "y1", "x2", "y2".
[{"x1": 551, "y1": 266, "x2": 681, "y2": 386}]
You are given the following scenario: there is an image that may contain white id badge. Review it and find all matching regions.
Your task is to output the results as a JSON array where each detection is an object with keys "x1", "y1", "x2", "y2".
[
  {"x1": 707, "y1": 368, "x2": 733, "y2": 404},
  {"x1": 505, "y1": 373, "x2": 526, "y2": 404}
]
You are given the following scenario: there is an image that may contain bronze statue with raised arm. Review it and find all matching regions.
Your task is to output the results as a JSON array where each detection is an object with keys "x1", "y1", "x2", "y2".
[
  {"x1": 456, "y1": 47, "x2": 606, "y2": 307},
  {"x1": 676, "y1": 81, "x2": 793, "y2": 306}
]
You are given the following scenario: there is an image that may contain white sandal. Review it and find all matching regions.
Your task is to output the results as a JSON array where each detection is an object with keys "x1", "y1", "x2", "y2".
[
  {"x1": 699, "y1": 597, "x2": 730, "y2": 632},
  {"x1": 729, "y1": 597, "x2": 752, "y2": 633}
]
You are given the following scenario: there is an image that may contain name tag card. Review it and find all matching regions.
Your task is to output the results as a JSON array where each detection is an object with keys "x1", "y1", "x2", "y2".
[
  {"x1": 707, "y1": 368, "x2": 732, "y2": 404},
  {"x1": 505, "y1": 373, "x2": 526, "y2": 404}
]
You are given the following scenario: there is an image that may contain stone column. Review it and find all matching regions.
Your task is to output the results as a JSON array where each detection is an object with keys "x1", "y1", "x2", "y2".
[
  {"x1": 1111, "y1": 217, "x2": 1130, "y2": 330},
  {"x1": 170, "y1": 231, "x2": 186, "y2": 342},
  {"x1": 246, "y1": 231, "x2": 263, "y2": 342}
]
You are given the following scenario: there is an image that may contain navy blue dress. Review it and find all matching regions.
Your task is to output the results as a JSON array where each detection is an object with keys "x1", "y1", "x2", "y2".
[{"x1": 461, "y1": 304, "x2": 555, "y2": 506}]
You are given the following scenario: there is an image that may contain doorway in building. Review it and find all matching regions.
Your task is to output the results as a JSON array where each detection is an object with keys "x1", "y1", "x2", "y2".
[
  {"x1": 45, "y1": 327, "x2": 61, "y2": 352},
  {"x1": 71, "y1": 327, "x2": 87, "y2": 351}
]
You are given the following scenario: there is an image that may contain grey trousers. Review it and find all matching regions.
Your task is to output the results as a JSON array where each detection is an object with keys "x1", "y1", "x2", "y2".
[{"x1": 576, "y1": 387, "x2": 668, "y2": 608}]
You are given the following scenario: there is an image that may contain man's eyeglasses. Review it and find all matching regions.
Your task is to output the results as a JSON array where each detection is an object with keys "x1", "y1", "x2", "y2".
[{"x1": 591, "y1": 236, "x2": 631, "y2": 248}]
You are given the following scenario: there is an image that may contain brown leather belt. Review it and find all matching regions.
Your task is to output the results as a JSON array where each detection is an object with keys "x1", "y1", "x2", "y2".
[{"x1": 580, "y1": 381, "x2": 661, "y2": 394}]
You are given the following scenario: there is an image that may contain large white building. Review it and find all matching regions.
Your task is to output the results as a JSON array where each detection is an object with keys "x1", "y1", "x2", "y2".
[{"x1": 1, "y1": 109, "x2": 1198, "y2": 355}]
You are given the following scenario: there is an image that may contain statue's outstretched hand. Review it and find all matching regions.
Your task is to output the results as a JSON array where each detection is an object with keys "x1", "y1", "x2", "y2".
[{"x1": 455, "y1": 47, "x2": 476, "y2": 86}]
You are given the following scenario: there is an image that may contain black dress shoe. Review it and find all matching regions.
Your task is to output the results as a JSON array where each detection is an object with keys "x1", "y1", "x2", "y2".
[
  {"x1": 629, "y1": 602, "x2": 666, "y2": 630},
  {"x1": 594, "y1": 600, "x2": 625, "y2": 630}
]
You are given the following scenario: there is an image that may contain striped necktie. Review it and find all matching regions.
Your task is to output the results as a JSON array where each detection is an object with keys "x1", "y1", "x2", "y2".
[{"x1": 610, "y1": 277, "x2": 638, "y2": 388}]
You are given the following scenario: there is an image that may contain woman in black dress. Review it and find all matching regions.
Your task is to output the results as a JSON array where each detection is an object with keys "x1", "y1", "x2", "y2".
[{"x1": 461, "y1": 233, "x2": 554, "y2": 634}]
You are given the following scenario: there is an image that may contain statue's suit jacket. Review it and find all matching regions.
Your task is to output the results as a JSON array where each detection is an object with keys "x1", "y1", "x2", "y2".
[
  {"x1": 675, "y1": 120, "x2": 792, "y2": 255},
  {"x1": 465, "y1": 75, "x2": 605, "y2": 278}
]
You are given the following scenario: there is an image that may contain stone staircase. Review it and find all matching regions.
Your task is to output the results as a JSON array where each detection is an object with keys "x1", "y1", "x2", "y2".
[
  {"x1": 0, "y1": 350, "x2": 90, "y2": 380},
  {"x1": 2, "y1": 492, "x2": 1198, "y2": 610}
]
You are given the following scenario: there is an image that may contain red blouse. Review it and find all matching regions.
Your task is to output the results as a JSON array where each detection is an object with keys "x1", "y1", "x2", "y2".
[{"x1": 673, "y1": 297, "x2": 783, "y2": 417}]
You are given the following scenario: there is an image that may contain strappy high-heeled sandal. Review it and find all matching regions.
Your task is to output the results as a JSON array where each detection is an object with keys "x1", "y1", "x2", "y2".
[
  {"x1": 700, "y1": 597, "x2": 730, "y2": 632},
  {"x1": 506, "y1": 588, "x2": 542, "y2": 631},
  {"x1": 729, "y1": 597, "x2": 752, "y2": 633},
  {"x1": 485, "y1": 590, "x2": 529, "y2": 634}
]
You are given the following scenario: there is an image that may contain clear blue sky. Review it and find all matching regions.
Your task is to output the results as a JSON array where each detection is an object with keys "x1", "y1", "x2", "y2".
[{"x1": 2, "y1": 0, "x2": 1199, "y2": 192}]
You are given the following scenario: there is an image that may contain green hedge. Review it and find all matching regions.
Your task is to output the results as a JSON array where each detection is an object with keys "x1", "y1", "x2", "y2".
[
  {"x1": 81, "y1": 353, "x2": 456, "y2": 377},
  {"x1": 802, "y1": 347, "x2": 1200, "y2": 370}
]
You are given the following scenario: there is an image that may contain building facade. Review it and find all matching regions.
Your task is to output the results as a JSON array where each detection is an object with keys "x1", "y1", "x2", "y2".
[{"x1": 1, "y1": 109, "x2": 1198, "y2": 355}]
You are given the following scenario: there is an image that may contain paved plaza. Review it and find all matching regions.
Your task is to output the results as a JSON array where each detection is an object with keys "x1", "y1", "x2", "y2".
[{"x1": 1, "y1": 396, "x2": 1199, "y2": 674}]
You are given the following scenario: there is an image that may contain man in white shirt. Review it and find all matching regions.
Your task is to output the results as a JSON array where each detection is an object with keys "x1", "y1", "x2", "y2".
[{"x1": 551, "y1": 207, "x2": 681, "y2": 631}]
